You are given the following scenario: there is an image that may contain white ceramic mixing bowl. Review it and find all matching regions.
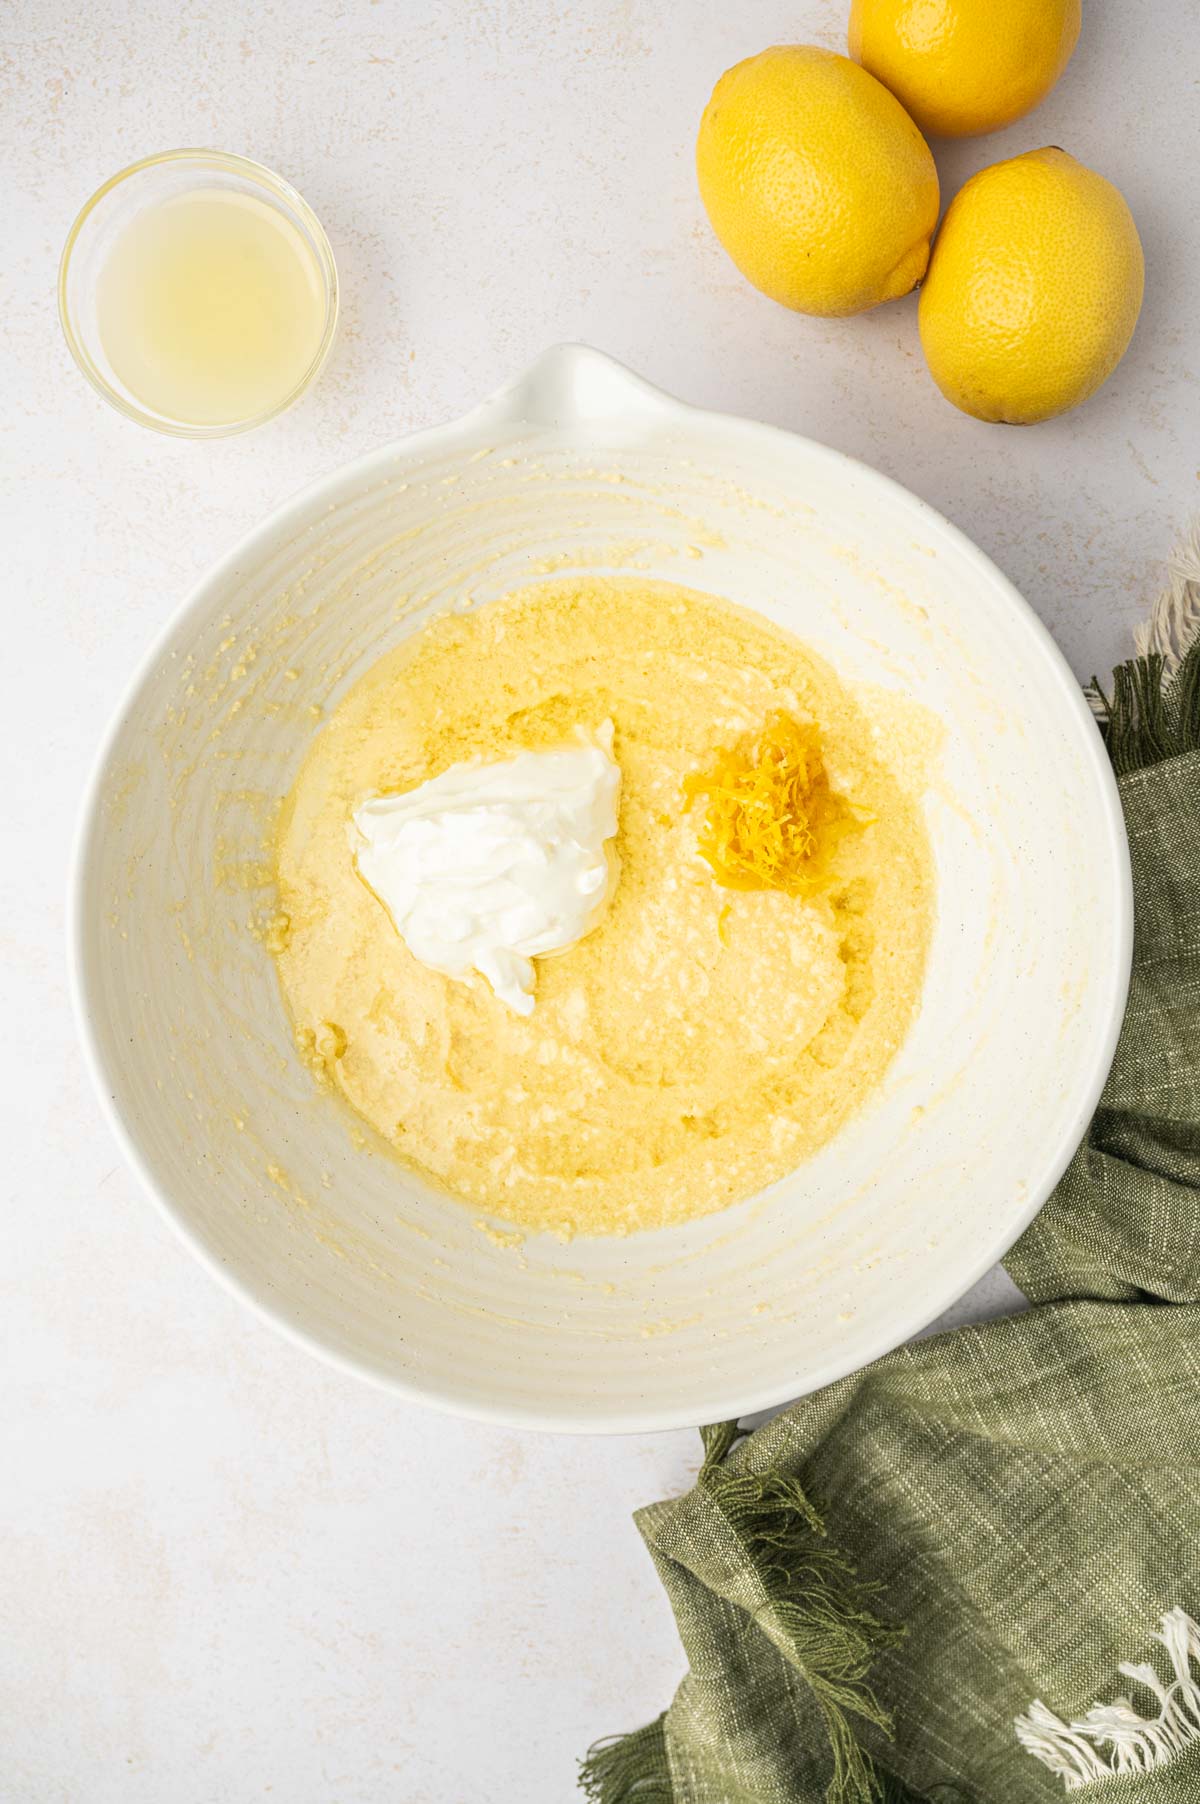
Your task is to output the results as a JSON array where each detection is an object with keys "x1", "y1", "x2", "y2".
[{"x1": 72, "y1": 345, "x2": 1131, "y2": 1432}]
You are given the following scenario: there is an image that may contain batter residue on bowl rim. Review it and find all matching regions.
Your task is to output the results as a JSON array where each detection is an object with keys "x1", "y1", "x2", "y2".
[{"x1": 269, "y1": 575, "x2": 935, "y2": 1237}]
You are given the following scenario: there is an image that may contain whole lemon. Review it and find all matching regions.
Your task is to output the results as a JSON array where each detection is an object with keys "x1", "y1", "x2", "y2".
[
  {"x1": 696, "y1": 45, "x2": 939, "y2": 317},
  {"x1": 919, "y1": 149, "x2": 1144, "y2": 425},
  {"x1": 848, "y1": 0, "x2": 1081, "y2": 139}
]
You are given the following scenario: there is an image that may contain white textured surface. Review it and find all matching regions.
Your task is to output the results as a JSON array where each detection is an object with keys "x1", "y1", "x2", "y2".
[{"x1": 3, "y1": 0, "x2": 1194, "y2": 1796}]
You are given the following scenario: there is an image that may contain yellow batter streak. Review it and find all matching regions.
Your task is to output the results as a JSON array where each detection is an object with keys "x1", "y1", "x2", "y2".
[{"x1": 271, "y1": 577, "x2": 934, "y2": 1236}]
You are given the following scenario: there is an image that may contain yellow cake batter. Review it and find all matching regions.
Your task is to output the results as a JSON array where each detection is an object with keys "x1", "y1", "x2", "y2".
[{"x1": 270, "y1": 577, "x2": 934, "y2": 1236}]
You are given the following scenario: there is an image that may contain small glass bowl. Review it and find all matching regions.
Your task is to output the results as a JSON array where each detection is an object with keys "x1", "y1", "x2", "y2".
[{"x1": 59, "y1": 148, "x2": 339, "y2": 438}]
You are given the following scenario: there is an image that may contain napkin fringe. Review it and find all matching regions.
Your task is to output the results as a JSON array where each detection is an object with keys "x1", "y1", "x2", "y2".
[
  {"x1": 699, "y1": 1429, "x2": 909, "y2": 1804},
  {"x1": 579, "y1": 1714, "x2": 672, "y2": 1803},
  {"x1": 1089, "y1": 525, "x2": 1200, "y2": 775},
  {"x1": 1015, "y1": 1606, "x2": 1200, "y2": 1790},
  {"x1": 1133, "y1": 521, "x2": 1200, "y2": 673}
]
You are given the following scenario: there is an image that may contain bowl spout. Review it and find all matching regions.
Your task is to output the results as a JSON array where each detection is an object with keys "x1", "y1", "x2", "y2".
[{"x1": 468, "y1": 341, "x2": 685, "y2": 437}]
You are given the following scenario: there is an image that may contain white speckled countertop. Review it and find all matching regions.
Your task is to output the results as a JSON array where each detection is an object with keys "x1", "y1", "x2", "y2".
[{"x1": 4, "y1": 1, "x2": 1196, "y2": 1797}]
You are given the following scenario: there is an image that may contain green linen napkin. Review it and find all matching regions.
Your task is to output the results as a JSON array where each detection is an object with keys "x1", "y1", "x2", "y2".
[{"x1": 581, "y1": 619, "x2": 1200, "y2": 1804}]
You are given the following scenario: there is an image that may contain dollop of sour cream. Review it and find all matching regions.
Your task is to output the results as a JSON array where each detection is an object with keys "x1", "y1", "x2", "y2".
[{"x1": 351, "y1": 723, "x2": 621, "y2": 1015}]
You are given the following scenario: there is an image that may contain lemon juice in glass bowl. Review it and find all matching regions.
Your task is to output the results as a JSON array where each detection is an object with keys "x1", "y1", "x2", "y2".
[{"x1": 60, "y1": 149, "x2": 338, "y2": 437}]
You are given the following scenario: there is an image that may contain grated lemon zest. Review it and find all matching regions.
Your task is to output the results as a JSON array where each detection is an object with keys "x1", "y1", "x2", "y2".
[{"x1": 683, "y1": 711, "x2": 867, "y2": 895}]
